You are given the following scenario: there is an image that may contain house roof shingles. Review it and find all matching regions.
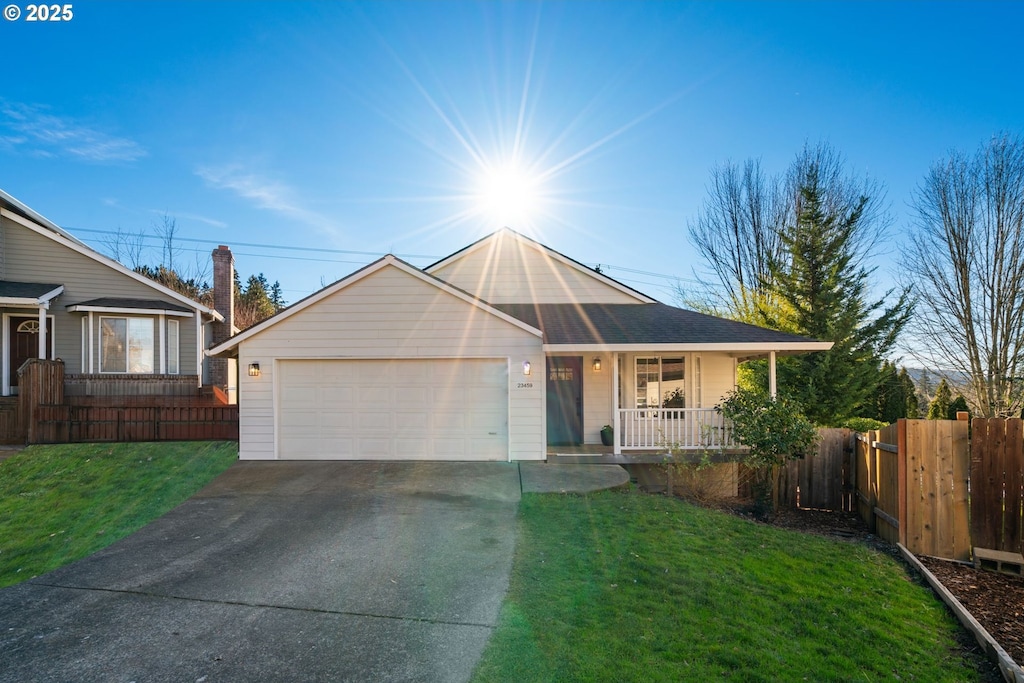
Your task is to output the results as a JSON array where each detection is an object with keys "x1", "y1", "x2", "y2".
[
  {"x1": 493, "y1": 302, "x2": 819, "y2": 346},
  {"x1": 0, "y1": 281, "x2": 63, "y2": 300},
  {"x1": 69, "y1": 298, "x2": 193, "y2": 313}
]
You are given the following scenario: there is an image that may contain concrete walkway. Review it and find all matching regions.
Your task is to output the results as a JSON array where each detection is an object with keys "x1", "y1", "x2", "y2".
[{"x1": 0, "y1": 460, "x2": 626, "y2": 683}]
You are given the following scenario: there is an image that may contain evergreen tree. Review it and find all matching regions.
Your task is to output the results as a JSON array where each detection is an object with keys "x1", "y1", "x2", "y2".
[
  {"x1": 948, "y1": 394, "x2": 970, "y2": 421},
  {"x1": 759, "y1": 163, "x2": 913, "y2": 426},
  {"x1": 873, "y1": 361, "x2": 905, "y2": 423},
  {"x1": 234, "y1": 272, "x2": 286, "y2": 329},
  {"x1": 899, "y1": 368, "x2": 920, "y2": 418},
  {"x1": 927, "y1": 379, "x2": 952, "y2": 420}
]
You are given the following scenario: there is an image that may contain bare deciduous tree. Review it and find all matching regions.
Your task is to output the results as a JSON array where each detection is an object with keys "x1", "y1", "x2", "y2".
[
  {"x1": 905, "y1": 134, "x2": 1024, "y2": 417},
  {"x1": 686, "y1": 143, "x2": 889, "y2": 321},
  {"x1": 154, "y1": 213, "x2": 181, "y2": 274},
  {"x1": 686, "y1": 158, "x2": 788, "y2": 321},
  {"x1": 101, "y1": 226, "x2": 147, "y2": 269}
]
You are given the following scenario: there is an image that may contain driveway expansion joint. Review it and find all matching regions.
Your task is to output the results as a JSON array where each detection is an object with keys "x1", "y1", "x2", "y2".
[{"x1": 27, "y1": 581, "x2": 495, "y2": 629}]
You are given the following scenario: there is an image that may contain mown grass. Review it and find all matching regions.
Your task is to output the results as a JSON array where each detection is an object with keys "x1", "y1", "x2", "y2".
[
  {"x1": 0, "y1": 441, "x2": 237, "y2": 588},
  {"x1": 473, "y1": 490, "x2": 987, "y2": 682}
]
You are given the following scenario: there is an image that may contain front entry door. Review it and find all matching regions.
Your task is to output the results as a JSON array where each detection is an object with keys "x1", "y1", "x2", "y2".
[
  {"x1": 9, "y1": 317, "x2": 50, "y2": 389},
  {"x1": 546, "y1": 356, "x2": 583, "y2": 446}
]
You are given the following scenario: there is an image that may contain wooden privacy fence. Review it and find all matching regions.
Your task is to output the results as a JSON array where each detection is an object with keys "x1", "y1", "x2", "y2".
[
  {"x1": 31, "y1": 404, "x2": 238, "y2": 443},
  {"x1": 18, "y1": 358, "x2": 238, "y2": 445},
  {"x1": 971, "y1": 418, "x2": 1024, "y2": 561},
  {"x1": 778, "y1": 428, "x2": 854, "y2": 511},
  {"x1": 855, "y1": 417, "x2": 1024, "y2": 564}
]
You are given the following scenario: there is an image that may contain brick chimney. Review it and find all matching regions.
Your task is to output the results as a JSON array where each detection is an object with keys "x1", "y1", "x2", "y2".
[{"x1": 209, "y1": 245, "x2": 234, "y2": 389}]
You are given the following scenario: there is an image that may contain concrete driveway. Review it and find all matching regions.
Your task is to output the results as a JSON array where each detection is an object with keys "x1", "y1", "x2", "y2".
[{"x1": 0, "y1": 461, "x2": 524, "y2": 683}]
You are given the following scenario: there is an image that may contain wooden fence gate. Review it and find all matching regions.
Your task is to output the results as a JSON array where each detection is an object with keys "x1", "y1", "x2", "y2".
[
  {"x1": 855, "y1": 417, "x2": 1024, "y2": 564},
  {"x1": 778, "y1": 428, "x2": 854, "y2": 511},
  {"x1": 971, "y1": 418, "x2": 1024, "y2": 566}
]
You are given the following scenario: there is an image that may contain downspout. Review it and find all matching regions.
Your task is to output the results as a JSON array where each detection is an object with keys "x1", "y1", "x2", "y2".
[{"x1": 769, "y1": 350, "x2": 777, "y2": 399}]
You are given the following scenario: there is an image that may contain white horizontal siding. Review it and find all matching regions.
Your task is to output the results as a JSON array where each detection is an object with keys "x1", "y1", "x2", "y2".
[
  {"x1": 431, "y1": 232, "x2": 642, "y2": 304},
  {"x1": 238, "y1": 263, "x2": 544, "y2": 461},
  {"x1": 701, "y1": 353, "x2": 738, "y2": 407}
]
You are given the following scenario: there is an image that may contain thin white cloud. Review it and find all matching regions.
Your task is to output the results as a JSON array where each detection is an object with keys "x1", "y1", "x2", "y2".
[
  {"x1": 0, "y1": 101, "x2": 146, "y2": 163},
  {"x1": 195, "y1": 164, "x2": 337, "y2": 235},
  {"x1": 148, "y1": 208, "x2": 228, "y2": 229}
]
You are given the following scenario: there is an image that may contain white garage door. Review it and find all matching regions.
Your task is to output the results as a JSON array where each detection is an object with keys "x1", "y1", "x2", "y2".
[{"x1": 277, "y1": 359, "x2": 509, "y2": 461}]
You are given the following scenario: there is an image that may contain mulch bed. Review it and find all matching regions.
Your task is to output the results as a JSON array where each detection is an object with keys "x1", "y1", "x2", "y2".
[
  {"x1": 917, "y1": 555, "x2": 1024, "y2": 669},
  {"x1": 715, "y1": 503, "x2": 1012, "y2": 681}
]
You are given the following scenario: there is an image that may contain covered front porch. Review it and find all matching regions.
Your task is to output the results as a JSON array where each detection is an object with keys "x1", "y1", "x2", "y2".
[{"x1": 545, "y1": 348, "x2": 789, "y2": 455}]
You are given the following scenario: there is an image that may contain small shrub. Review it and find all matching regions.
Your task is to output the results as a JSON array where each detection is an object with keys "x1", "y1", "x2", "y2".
[
  {"x1": 841, "y1": 417, "x2": 888, "y2": 432},
  {"x1": 718, "y1": 386, "x2": 817, "y2": 516}
]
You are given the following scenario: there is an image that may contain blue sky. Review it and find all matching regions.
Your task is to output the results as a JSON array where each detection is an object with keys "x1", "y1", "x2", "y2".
[{"x1": 2, "y1": 1, "x2": 1022, "y2": 304}]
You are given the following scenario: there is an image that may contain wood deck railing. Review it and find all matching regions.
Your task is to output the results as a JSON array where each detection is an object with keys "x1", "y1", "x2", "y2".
[{"x1": 617, "y1": 408, "x2": 736, "y2": 450}]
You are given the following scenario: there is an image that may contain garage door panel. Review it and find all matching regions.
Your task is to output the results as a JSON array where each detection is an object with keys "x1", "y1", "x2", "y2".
[
  {"x1": 278, "y1": 359, "x2": 507, "y2": 460},
  {"x1": 321, "y1": 387, "x2": 354, "y2": 403}
]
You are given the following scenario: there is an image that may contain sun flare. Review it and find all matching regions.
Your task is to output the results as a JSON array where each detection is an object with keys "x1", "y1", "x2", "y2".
[{"x1": 475, "y1": 163, "x2": 543, "y2": 229}]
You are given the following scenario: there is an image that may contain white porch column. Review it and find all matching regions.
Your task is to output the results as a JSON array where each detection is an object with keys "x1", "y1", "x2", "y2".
[
  {"x1": 88, "y1": 311, "x2": 94, "y2": 373},
  {"x1": 158, "y1": 313, "x2": 166, "y2": 374},
  {"x1": 769, "y1": 350, "x2": 777, "y2": 399},
  {"x1": 612, "y1": 352, "x2": 621, "y2": 455},
  {"x1": 37, "y1": 305, "x2": 47, "y2": 359},
  {"x1": 196, "y1": 313, "x2": 203, "y2": 388}
]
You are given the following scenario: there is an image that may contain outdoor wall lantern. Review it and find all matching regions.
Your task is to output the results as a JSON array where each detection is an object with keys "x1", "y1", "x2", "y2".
[
  {"x1": 248, "y1": 362, "x2": 261, "y2": 377},
  {"x1": 592, "y1": 357, "x2": 602, "y2": 372},
  {"x1": 522, "y1": 360, "x2": 532, "y2": 376}
]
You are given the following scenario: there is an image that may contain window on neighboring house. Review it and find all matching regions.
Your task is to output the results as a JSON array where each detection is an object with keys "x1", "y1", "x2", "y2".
[
  {"x1": 167, "y1": 320, "x2": 180, "y2": 375},
  {"x1": 635, "y1": 356, "x2": 686, "y2": 409},
  {"x1": 100, "y1": 317, "x2": 154, "y2": 373}
]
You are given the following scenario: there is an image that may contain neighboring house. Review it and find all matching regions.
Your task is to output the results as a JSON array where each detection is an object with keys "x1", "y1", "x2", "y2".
[
  {"x1": 0, "y1": 189, "x2": 226, "y2": 397},
  {"x1": 209, "y1": 228, "x2": 831, "y2": 461}
]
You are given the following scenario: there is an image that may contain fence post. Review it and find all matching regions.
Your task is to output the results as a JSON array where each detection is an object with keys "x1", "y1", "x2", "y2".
[
  {"x1": 868, "y1": 429, "x2": 880, "y2": 532},
  {"x1": 897, "y1": 418, "x2": 908, "y2": 547}
]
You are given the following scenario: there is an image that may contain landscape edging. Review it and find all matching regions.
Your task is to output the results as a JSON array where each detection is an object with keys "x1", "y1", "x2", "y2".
[{"x1": 898, "y1": 543, "x2": 1024, "y2": 683}]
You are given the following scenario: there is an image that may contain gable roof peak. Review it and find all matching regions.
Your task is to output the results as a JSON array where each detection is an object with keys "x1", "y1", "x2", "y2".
[{"x1": 425, "y1": 226, "x2": 657, "y2": 304}]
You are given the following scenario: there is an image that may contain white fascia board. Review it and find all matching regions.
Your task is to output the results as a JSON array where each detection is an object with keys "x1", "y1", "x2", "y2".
[
  {"x1": 38, "y1": 285, "x2": 65, "y2": 302},
  {"x1": 67, "y1": 305, "x2": 194, "y2": 317},
  {"x1": 0, "y1": 285, "x2": 65, "y2": 307},
  {"x1": 542, "y1": 342, "x2": 834, "y2": 353},
  {"x1": 425, "y1": 228, "x2": 657, "y2": 304},
  {"x1": 0, "y1": 188, "x2": 91, "y2": 248},
  {"x1": 207, "y1": 255, "x2": 543, "y2": 358},
  {"x1": 0, "y1": 207, "x2": 221, "y2": 321}
]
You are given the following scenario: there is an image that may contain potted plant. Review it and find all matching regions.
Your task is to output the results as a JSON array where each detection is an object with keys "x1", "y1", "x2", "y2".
[{"x1": 600, "y1": 424, "x2": 614, "y2": 447}]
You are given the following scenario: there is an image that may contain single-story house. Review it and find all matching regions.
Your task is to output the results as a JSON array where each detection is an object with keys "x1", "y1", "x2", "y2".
[
  {"x1": 208, "y1": 228, "x2": 830, "y2": 461},
  {"x1": 0, "y1": 189, "x2": 229, "y2": 398}
]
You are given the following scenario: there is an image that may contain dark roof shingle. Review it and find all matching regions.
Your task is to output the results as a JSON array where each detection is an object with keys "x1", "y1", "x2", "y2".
[
  {"x1": 69, "y1": 298, "x2": 193, "y2": 313},
  {"x1": 0, "y1": 280, "x2": 63, "y2": 300},
  {"x1": 493, "y1": 303, "x2": 818, "y2": 345}
]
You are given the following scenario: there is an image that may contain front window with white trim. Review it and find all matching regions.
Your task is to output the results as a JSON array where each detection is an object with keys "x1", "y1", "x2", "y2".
[
  {"x1": 100, "y1": 317, "x2": 155, "y2": 373},
  {"x1": 167, "y1": 319, "x2": 180, "y2": 375},
  {"x1": 635, "y1": 356, "x2": 686, "y2": 409}
]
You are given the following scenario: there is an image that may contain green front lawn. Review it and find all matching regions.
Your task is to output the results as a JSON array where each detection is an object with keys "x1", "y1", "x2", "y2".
[
  {"x1": 473, "y1": 490, "x2": 987, "y2": 682},
  {"x1": 0, "y1": 441, "x2": 237, "y2": 588}
]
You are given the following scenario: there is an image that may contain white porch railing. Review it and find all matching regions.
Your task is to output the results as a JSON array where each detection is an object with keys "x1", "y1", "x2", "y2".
[{"x1": 617, "y1": 408, "x2": 738, "y2": 450}]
